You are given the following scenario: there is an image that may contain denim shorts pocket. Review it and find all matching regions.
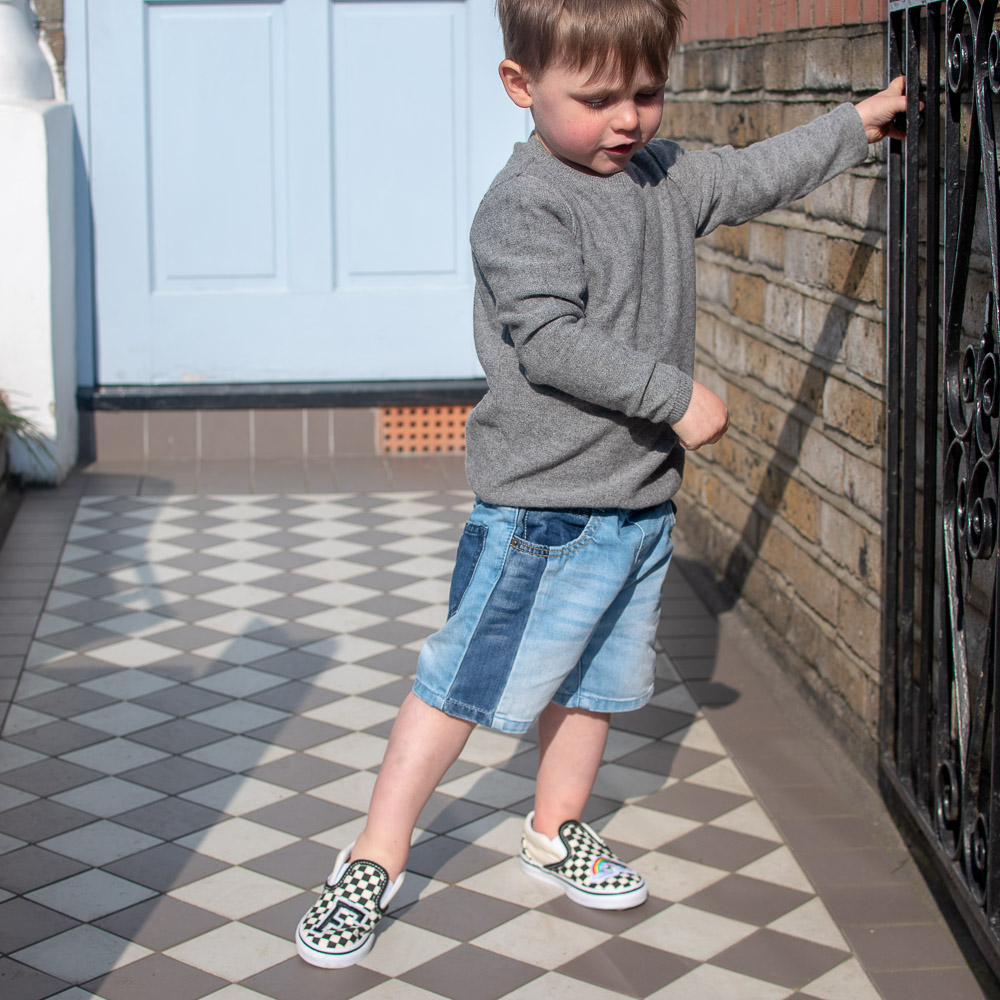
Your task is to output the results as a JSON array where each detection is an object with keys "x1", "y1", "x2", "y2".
[
  {"x1": 447, "y1": 521, "x2": 488, "y2": 619},
  {"x1": 511, "y1": 508, "x2": 595, "y2": 557}
]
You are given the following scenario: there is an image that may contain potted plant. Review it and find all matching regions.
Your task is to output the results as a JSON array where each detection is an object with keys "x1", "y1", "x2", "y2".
[{"x1": 0, "y1": 390, "x2": 49, "y2": 494}]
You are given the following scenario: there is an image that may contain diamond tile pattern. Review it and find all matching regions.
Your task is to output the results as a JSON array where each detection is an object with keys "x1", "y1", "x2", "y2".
[{"x1": 0, "y1": 489, "x2": 915, "y2": 997}]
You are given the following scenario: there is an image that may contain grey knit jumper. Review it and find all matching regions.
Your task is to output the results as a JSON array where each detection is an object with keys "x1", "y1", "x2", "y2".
[{"x1": 466, "y1": 102, "x2": 869, "y2": 510}]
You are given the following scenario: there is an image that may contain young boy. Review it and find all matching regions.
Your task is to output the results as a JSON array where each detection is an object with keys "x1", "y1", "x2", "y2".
[{"x1": 296, "y1": 0, "x2": 907, "y2": 969}]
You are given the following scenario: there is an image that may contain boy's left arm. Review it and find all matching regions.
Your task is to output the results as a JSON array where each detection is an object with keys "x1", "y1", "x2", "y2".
[
  {"x1": 856, "y1": 76, "x2": 909, "y2": 143},
  {"x1": 671, "y1": 77, "x2": 910, "y2": 236}
]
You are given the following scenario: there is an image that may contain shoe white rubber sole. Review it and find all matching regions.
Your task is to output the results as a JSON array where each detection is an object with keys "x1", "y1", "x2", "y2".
[
  {"x1": 520, "y1": 855, "x2": 648, "y2": 910},
  {"x1": 296, "y1": 928, "x2": 377, "y2": 969}
]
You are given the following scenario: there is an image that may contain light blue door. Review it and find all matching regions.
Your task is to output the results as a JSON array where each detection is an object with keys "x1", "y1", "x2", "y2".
[{"x1": 80, "y1": 0, "x2": 528, "y2": 385}]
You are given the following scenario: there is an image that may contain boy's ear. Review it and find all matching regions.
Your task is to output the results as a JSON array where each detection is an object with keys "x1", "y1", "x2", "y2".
[{"x1": 499, "y1": 59, "x2": 533, "y2": 108}]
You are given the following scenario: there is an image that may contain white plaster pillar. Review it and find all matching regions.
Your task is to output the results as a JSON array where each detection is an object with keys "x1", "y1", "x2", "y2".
[{"x1": 0, "y1": 0, "x2": 76, "y2": 483}]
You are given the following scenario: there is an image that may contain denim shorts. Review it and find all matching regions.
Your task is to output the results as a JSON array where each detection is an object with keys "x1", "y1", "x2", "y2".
[{"x1": 412, "y1": 498, "x2": 677, "y2": 733}]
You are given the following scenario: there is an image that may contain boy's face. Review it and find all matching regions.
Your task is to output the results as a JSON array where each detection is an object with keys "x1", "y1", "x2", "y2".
[{"x1": 500, "y1": 58, "x2": 666, "y2": 176}]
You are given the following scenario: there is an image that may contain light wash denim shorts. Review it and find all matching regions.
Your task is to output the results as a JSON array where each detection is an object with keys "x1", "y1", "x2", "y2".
[{"x1": 412, "y1": 498, "x2": 677, "y2": 733}]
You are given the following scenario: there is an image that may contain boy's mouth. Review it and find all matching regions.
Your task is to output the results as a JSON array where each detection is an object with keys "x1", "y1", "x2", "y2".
[{"x1": 605, "y1": 143, "x2": 635, "y2": 157}]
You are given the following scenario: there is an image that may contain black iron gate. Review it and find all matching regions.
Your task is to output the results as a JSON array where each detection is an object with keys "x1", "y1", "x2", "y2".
[{"x1": 882, "y1": 0, "x2": 1000, "y2": 973}]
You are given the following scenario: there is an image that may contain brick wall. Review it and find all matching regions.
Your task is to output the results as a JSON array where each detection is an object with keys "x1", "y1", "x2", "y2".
[
  {"x1": 682, "y1": 0, "x2": 887, "y2": 43},
  {"x1": 661, "y1": 23, "x2": 889, "y2": 766}
]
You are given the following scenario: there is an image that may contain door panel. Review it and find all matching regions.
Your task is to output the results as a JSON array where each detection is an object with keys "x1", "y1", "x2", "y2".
[{"x1": 83, "y1": 0, "x2": 529, "y2": 385}]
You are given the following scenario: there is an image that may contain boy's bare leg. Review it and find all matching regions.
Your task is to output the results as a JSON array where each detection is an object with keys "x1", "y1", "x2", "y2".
[
  {"x1": 350, "y1": 691, "x2": 475, "y2": 879},
  {"x1": 532, "y1": 703, "x2": 610, "y2": 839}
]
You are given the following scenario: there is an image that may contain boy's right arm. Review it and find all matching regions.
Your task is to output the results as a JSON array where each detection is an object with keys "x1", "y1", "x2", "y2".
[
  {"x1": 472, "y1": 176, "x2": 694, "y2": 428},
  {"x1": 673, "y1": 380, "x2": 730, "y2": 450}
]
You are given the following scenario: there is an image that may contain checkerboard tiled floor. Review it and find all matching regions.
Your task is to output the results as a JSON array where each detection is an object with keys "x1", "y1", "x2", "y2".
[{"x1": 0, "y1": 466, "x2": 992, "y2": 999}]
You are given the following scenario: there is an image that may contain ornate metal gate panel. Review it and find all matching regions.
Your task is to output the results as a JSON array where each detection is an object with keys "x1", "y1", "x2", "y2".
[{"x1": 882, "y1": 0, "x2": 1000, "y2": 971}]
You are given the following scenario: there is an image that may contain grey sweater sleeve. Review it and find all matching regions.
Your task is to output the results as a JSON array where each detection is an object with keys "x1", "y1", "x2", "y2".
[
  {"x1": 471, "y1": 176, "x2": 694, "y2": 424},
  {"x1": 668, "y1": 103, "x2": 870, "y2": 236}
]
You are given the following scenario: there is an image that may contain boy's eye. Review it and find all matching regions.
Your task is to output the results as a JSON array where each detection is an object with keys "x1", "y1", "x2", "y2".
[{"x1": 583, "y1": 98, "x2": 608, "y2": 109}]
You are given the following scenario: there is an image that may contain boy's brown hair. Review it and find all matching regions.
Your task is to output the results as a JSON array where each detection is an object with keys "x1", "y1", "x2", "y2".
[{"x1": 497, "y1": 0, "x2": 684, "y2": 83}]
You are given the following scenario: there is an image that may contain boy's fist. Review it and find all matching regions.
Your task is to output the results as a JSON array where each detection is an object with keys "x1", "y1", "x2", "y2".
[
  {"x1": 856, "y1": 76, "x2": 911, "y2": 143},
  {"x1": 673, "y1": 380, "x2": 729, "y2": 451}
]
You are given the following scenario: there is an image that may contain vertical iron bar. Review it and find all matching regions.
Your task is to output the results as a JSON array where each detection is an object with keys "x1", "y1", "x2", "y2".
[
  {"x1": 899, "y1": 4, "x2": 922, "y2": 787},
  {"x1": 882, "y1": 6, "x2": 905, "y2": 768},
  {"x1": 916, "y1": 2, "x2": 941, "y2": 810}
]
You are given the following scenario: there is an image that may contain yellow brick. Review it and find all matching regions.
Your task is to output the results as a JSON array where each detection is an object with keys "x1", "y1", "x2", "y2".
[{"x1": 730, "y1": 272, "x2": 766, "y2": 326}]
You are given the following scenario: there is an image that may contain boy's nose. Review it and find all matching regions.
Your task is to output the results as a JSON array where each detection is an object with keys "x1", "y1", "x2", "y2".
[{"x1": 614, "y1": 102, "x2": 639, "y2": 131}]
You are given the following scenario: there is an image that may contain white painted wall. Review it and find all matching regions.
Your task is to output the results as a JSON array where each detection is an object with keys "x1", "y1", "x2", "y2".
[
  {"x1": 0, "y1": 102, "x2": 77, "y2": 483},
  {"x1": 0, "y1": 1, "x2": 76, "y2": 484}
]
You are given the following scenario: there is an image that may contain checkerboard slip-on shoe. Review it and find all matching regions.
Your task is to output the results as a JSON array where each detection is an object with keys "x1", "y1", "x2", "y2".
[
  {"x1": 520, "y1": 810, "x2": 648, "y2": 910},
  {"x1": 296, "y1": 843, "x2": 405, "y2": 969}
]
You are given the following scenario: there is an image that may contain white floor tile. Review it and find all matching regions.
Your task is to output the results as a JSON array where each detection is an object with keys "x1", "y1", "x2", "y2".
[
  {"x1": 27, "y1": 869, "x2": 157, "y2": 921},
  {"x1": 686, "y1": 757, "x2": 754, "y2": 796},
  {"x1": 305, "y1": 731, "x2": 390, "y2": 769},
  {"x1": 165, "y1": 922, "x2": 296, "y2": 980},
  {"x1": 81, "y1": 669, "x2": 176, "y2": 700},
  {"x1": 52, "y1": 776, "x2": 165, "y2": 817},
  {"x1": 737, "y1": 846, "x2": 814, "y2": 893},
  {"x1": 304, "y1": 695, "x2": 399, "y2": 730},
  {"x1": 177, "y1": 816, "x2": 299, "y2": 864},
  {"x1": 595, "y1": 804, "x2": 701, "y2": 849},
  {"x1": 711, "y1": 800, "x2": 783, "y2": 842},
  {"x1": 63, "y1": 737, "x2": 169, "y2": 774},
  {"x1": 767, "y1": 896, "x2": 849, "y2": 951},
  {"x1": 438, "y1": 767, "x2": 536, "y2": 809},
  {"x1": 40, "y1": 819, "x2": 162, "y2": 866},
  {"x1": 501, "y1": 972, "x2": 626, "y2": 999},
  {"x1": 623, "y1": 903, "x2": 757, "y2": 961},
  {"x1": 472, "y1": 910, "x2": 610, "y2": 971},
  {"x1": 309, "y1": 664, "x2": 399, "y2": 696},
  {"x1": 310, "y1": 770, "x2": 378, "y2": 811},
  {"x1": 646, "y1": 963, "x2": 792, "y2": 1000},
  {"x1": 457, "y1": 857, "x2": 562, "y2": 908},
  {"x1": 181, "y1": 774, "x2": 297, "y2": 815},
  {"x1": 630, "y1": 851, "x2": 728, "y2": 902},
  {"x1": 800, "y1": 957, "x2": 883, "y2": 1000},
  {"x1": 358, "y1": 919, "x2": 458, "y2": 977},
  {"x1": 170, "y1": 867, "x2": 302, "y2": 919}
]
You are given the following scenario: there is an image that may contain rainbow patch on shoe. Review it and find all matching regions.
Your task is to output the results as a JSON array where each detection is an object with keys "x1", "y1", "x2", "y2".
[{"x1": 586, "y1": 856, "x2": 634, "y2": 885}]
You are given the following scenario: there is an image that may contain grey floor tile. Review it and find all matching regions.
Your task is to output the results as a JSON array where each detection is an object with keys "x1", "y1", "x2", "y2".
[
  {"x1": 242, "y1": 795, "x2": 360, "y2": 838},
  {"x1": 659, "y1": 825, "x2": 778, "y2": 870},
  {"x1": 6, "y1": 720, "x2": 109, "y2": 756},
  {"x1": 842, "y1": 920, "x2": 967, "y2": 973},
  {"x1": 556, "y1": 937, "x2": 697, "y2": 997},
  {"x1": 639, "y1": 781, "x2": 750, "y2": 821},
  {"x1": 121, "y1": 757, "x2": 230, "y2": 795},
  {"x1": 0, "y1": 897, "x2": 79, "y2": 954},
  {"x1": 0, "y1": 758, "x2": 105, "y2": 796},
  {"x1": 240, "y1": 954, "x2": 386, "y2": 999},
  {"x1": 0, "y1": 798, "x2": 97, "y2": 842},
  {"x1": 871, "y1": 967, "x2": 994, "y2": 1000},
  {"x1": 406, "y1": 835, "x2": 507, "y2": 883},
  {"x1": 710, "y1": 928, "x2": 849, "y2": 989},
  {"x1": 115, "y1": 797, "x2": 225, "y2": 840},
  {"x1": 401, "y1": 943, "x2": 541, "y2": 1000},
  {"x1": 246, "y1": 717, "x2": 348, "y2": 750},
  {"x1": 0, "y1": 957, "x2": 72, "y2": 1000},
  {"x1": 131, "y1": 719, "x2": 231, "y2": 754},
  {"x1": 94, "y1": 895, "x2": 228, "y2": 951},
  {"x1": 103, "y1": 842, "x2": 229, "y2": 892},
  {"x1": 0, "y1": 845, "x2": 90, "y2": 893},
  {"x1": 245, "y1": 753, "x2": 348, "y2": 791},
  {"x1": 243, "y1": 839, "x2": 341, "y2": 889},
  {"x1": 683, "y1": 873, "x2": 813, "y2": 925},
  {"x1": 240, "y1": 890, "x2": 316, "y2": 939},
  {"x1": 396, "y1": 885, "x2": 525, "y2": 941}
]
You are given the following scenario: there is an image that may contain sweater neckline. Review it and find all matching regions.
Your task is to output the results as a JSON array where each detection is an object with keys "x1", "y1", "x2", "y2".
[{"x1": 523, "y1": 133, "x2": 638, "y2": 191}]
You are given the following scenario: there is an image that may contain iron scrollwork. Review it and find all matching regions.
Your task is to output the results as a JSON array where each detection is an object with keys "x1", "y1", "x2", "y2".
[{"x1": 940, "y1": 0, "x2": 1000, "y2": 912}]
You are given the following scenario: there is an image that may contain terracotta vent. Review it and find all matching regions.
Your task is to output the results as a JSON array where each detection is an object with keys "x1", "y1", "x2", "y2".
[{"x1": 378, "y1": 405, "x2": 473, "y2": 454}]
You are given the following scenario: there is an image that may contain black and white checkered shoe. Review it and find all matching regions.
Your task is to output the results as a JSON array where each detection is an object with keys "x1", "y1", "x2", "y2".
[
  {"x1": 296, "y1": 843, "x2": 405, "y2": 968},
  {"x1": 520, "y1": 812, "x2": 648, "y2": 910}
]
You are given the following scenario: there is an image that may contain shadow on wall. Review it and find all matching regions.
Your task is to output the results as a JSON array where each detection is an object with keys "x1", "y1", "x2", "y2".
[{"x1": 717, "y1": 195, "x2": 884, "y2": 613}]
